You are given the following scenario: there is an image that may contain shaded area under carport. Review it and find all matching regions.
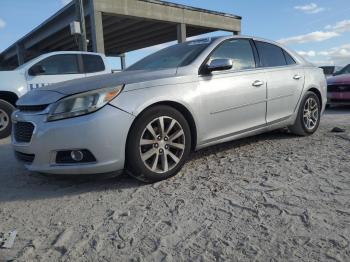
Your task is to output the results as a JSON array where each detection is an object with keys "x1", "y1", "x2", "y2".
[{"x1": 0, "y1": 0, "x2": 241, "y2": 70}]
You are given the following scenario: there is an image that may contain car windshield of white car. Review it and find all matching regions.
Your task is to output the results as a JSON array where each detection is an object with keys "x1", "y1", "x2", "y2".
[{"x1": 126, "y1": 40, "x2": 212, "y2": 71}]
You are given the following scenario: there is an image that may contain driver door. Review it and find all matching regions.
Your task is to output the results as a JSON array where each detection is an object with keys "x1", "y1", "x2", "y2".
[{"x1": 198, "y1": 39, "x2": 267, "y2": 144}]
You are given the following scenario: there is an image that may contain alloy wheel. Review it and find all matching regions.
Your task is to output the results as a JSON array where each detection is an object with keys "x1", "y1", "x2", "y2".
[
  {"x1": 303, "y1": 97, "x2": 319, "y2": 130},
  {"x1": 0, "y1": 109, "x2": 9, "y2": 132},
  {"x1": 139, "y1": 116, "x2": 186, "y2": 174}
]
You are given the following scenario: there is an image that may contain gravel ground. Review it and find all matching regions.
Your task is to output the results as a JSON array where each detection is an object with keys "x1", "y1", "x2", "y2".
[{"x1": 0, "y1": 108, "x2": 349, "y2": 262}]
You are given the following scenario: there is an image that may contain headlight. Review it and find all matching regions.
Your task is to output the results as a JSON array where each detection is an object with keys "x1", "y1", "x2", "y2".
[{"x1": 47, "y1": 85, "x2": 124, "y2": 121}]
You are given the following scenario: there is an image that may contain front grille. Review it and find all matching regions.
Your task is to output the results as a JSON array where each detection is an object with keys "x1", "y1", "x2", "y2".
[
  {"x1": 17, "y1": 104, "x2": 48, "y2": 112},
  {"x1": 14, "y1": 122, "x2": 35, "y2": 143},
  {"x1": 15, "y1": 151, "x2": 35, "y2": 164},
  {"x1": 328, "y1": 85, "x2": 350, "y2": 93}
]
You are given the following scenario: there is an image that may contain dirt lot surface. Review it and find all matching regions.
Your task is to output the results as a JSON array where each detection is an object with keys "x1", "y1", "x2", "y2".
[{"x1": 0, "y1": 108, "x2": 349, "y2": 262}]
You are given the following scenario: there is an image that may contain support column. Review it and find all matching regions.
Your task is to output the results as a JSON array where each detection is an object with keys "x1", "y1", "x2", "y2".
[
  {"x1": 177, "y1": 23, "x2": 187, "y2": 43},
  {"x1": 75, "y1": 0, "x2": 88, "y2": 51},
  {"x1": 120, "y1": 53, "x2": 126, "y2": 70},
  {"x1": 16, "y1": 43, "x2": 25, "y2": 66},
  {"x1": 90, "y1": 10, "x2": 105, "y2": 54}
]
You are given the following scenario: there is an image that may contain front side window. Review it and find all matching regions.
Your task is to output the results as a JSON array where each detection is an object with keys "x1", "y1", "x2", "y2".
[
  {"x1": 209, "y1": 39, "x2": 256, "y2": 71},
  {"x1": 30, "y1": 54, "x2": 80, "y2": 75},
  {"x1": 255, "y1": 41, "x2": 287, "y2": 68},
  {"x1": 82, "y1": 54, "x2": 105, "y2": 73}
]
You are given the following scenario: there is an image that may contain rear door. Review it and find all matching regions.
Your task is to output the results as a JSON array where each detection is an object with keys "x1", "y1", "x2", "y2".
[
  {"x1": 254, "y1": 41, "x2": 304, "y2": 123},
  {"x1": 199, "y1": 38, "x2": 267, "y2": 143},
  {"x1": 26, "y1": 54, "x2": 85, "y2": 90},
  {"x1": 82, "y1": 54, "x2": 107, "y2": 77}
]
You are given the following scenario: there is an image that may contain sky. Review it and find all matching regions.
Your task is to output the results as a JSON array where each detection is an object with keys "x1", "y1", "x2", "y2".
[{"x1": 0, "y1": 0, "x2": 349, "y2": 68}]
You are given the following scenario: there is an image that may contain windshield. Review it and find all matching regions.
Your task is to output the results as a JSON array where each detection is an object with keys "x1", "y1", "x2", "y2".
[
  {"x1": 334, "y1": 64, "x2": 350, "y2": 75},
  {"x1": 126, "y1": 39, "x2": 212, "y2": 71}
]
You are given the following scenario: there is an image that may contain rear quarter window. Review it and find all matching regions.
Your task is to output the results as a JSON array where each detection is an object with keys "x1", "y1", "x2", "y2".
[{"x1": 283, "y1": 50, "x2": 297, "y2": 65}]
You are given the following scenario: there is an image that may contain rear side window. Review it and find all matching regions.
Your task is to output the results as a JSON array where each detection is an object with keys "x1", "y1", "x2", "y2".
[
  {"x1": 283, "y1": 50, "x2": 296, "y2": 65},
  {"x1": 209, "y1": 39, "x2": 256, "y2": 71},
  {"x1": 255, "y1": 41, "x2": 287, "y2": 67},
  {"x1": 31, "y1": 54, "x2": 80, "y2": 75},
  {"x1": 82, "y1": 54, "x2": 105, "y2": 73}
]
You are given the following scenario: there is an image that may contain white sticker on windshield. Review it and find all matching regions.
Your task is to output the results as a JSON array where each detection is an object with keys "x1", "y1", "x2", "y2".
[{"x1": 188, "y1": 38, "x2": 212, "y2": 45}]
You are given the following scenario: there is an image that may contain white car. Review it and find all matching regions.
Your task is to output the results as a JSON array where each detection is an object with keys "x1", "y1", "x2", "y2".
[{"x1": 0, "y1": 51, "x2": 112, "y2": 138}]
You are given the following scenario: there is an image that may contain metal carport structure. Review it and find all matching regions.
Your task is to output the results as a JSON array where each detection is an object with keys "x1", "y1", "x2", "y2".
[{"x1": 0, "y1": 0, "x2": 241, "y2": 70}]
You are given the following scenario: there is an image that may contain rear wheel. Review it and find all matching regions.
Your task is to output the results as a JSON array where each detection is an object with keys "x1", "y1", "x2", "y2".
[
  {"x1": 0, "y1": 100, "x2": 15, "y2": 139},
  {"x1": 126, "y1": 105, "x2": 191, "y2": 182},
  {"x1": 289, "y1": 91, "x2": 321, "y2": 136}
]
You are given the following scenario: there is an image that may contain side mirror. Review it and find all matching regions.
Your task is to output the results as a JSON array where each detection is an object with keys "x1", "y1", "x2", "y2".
[
  {"x1": 206, "y1": 58, "x2": 233, "y2": 73},
  {"x1": 29, "y1": 65, "x2": 45, "y2": 76}
]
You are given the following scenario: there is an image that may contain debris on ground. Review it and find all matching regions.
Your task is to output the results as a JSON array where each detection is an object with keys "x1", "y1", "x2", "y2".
[
  {"x1": 0, "y1": 230, "x2": 17, "y2": 249},
  {"x1": 52, "y1": 228, "x2": 73, "y2": 255},
  {"x1": 331, "y1": 127, "x2": 346, "y2": 133}
]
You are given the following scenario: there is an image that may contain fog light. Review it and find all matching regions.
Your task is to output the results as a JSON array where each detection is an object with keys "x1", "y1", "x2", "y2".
[
  {"x1": 71, "y1": 150, "x2": 84, "y2": 162},
  {"x1": 56, "y1": 149, "x2": 96, "y2": 164}
]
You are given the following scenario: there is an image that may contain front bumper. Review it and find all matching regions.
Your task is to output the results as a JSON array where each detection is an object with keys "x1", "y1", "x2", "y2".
[{"x1": 12, "y1": 105, "x2": 135, "y2": 175}]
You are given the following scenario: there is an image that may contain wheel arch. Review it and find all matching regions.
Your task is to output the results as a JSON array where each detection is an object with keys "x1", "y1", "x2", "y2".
[
  {"x1": 127, "y1": 101, "x2": 198, "y2": 151},
  {"x1": 307, "y1": 87, "x2": 322, "y2": 105},
  {"x1": 0, "y1": 91, "x2": 19, "y2": 107}
]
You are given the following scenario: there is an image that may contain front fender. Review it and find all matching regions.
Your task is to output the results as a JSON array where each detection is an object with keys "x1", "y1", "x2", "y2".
[
  {"x1": 109, "y1": 82, "x2": 202, "y2": 138},
  {"x1": 0, "y1": 70, "x2": 28, "y2": 97}
]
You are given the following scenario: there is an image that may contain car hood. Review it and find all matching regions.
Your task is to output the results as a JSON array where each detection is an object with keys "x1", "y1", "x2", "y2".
[
  {"x1": 0, "y1": 70, "x2": 22, "y2": 78},
  {"x1": 327, "y1": 74, "x2": 350, "y2": 85},
  {"x1": 17, "y1": 69, "x2": 177, "y2": 106}
]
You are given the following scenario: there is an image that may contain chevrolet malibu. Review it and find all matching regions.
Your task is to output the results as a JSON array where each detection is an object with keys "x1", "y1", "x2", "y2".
[{"x1": 12, "y1": 36, "x2": 327, "y2": 182}]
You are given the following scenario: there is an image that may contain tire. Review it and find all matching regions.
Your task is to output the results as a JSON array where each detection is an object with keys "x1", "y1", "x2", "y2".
[
  {"x1": 289, "y1": 91, "x2": 321, "y2": 136},
  {"x1": 0, "y1": 100, "x2": 15, "y2": 139},
  {"x1": 126, "y1": 105, "x2": 191, "y2": 182}
]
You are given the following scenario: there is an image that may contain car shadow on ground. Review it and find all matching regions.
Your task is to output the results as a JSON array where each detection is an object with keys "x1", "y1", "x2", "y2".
[
  {"x1": 189, "y1": 128, "x2": 298, "y2": 161},
  {"x1": 0, "y1": 129, "x2": 299, "y2": 203}
]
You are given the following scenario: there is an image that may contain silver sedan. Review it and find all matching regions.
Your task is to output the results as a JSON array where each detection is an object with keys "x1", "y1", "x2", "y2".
[{"x1": 12, "y1": 36, "x2": 327, "y2": 182}]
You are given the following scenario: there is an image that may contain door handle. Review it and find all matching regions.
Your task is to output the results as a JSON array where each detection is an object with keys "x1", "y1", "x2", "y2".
[
  {"x1": 293, "y1": 74, "x2": 302, "y2": 80},
  {"x1": 252, "y1": 80, "x2": 264, "y2": 87}
]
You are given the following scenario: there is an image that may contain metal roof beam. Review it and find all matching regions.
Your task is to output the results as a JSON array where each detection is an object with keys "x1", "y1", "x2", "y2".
[
  {"x1": 105, "y1": 24, "x2": 174, "y2": 51},
  {"x1": 95, "y1": 0, "x2": 241, "y2": 32}
]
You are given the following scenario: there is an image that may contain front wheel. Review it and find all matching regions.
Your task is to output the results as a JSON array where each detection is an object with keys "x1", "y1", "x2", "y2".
[
  {"x1": 0, "y1": 100, "x2": 15, "y2": 139},
  {"x1": 126, "y1": 106, "x2": 191, "y2": 182},
  {"x1": 289, "y1": 91, "x2": 321, "y2": 136}
]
